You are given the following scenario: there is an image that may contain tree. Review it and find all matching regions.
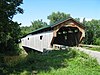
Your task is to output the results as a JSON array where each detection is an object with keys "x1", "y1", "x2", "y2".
[
  {"x1": 47, "y1": 12, "x2": 70, "y2": 24},
  {"x1": 31, "y1": 19, "x2": 47, "y2": 30},
  {"x1": 20, "y1": 26, "x2": 32, "y2": 37},
  {"x1": 75, "y1": 18, "x2": 80, "y2": 22},
  {"x1": 0, "y1": 0, "x2": 23, "y2": 55},
  {"x1": 82, "y1": 18, "x2": 86, "y2": 25},
  {"x1": 83, "y1": 19, "x2": 100, "y2": 45},
  {"x1": 21, "y1": 19, "x2": 48, "y2": 37}
]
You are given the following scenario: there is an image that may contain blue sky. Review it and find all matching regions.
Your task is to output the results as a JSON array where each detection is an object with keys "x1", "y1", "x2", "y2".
[{"x1": 13, "y1": 0, "x2": 100, "y2": 26}]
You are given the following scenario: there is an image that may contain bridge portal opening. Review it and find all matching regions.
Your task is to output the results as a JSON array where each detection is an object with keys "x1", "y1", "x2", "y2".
[{"x1": 52, "y1": 26, "x2": 82, "y2": 46}]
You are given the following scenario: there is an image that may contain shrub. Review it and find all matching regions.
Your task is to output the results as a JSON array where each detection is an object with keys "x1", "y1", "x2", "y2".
[{"x1": 94, "y1": 38, "x2": 100, "y2": 45}]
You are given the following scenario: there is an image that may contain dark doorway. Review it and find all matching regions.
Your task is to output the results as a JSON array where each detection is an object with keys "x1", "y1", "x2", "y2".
[{"x1": 52, "y1": 27, "x2": 82, "y2": 46}]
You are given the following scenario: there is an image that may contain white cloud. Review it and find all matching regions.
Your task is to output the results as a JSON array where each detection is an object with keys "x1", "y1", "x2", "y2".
[
  {"x1": 85, "y1": 18, "x2": 92, "y2": 21},
  {"x1": 80, "y1": 17, "x2": 92, "y2": 22}
]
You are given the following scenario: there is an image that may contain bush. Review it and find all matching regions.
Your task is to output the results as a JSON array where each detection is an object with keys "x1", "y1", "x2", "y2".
[
  {"x1": 94, "y1": 38, "x2": 100, "y2": 45},
  {"x1": 0, "y1": 40, "x2": 21, "y2": 56}
]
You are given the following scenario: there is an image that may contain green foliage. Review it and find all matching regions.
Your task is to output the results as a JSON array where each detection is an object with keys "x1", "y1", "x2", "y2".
[
  {"x1": 86, "y1": 47, "x2": 100, "y2": 52},
  {"x1": 83, "y1": 19, "x2": 100, "y2": 45},
  {"x1": 94, "y1": 38, "x2": 100, "y2": 45},
  {"x1": 20, "y1": 19, "x2": 48, "y2": 37},
  {"x1": 47, "y1": 11, "x2": 70, "y2": 24},
  {"x1": 20, "y1": 70, "x2": 30, "y2": 75},
  {"x1": 0, "y1": 0, "x2": 23, "y2": 55},
  {"x1": 0, "y1": 49, "x2": 100, "y2": 75},
  {"x1": 75, "y1": 18, "x2": 80, "y2": 22},
  {"x1": 31, "y1": 19, "x2": 47, "y2": 30},
  {"x1": 20, "y1": 26, "x2": 32, "y2": 37},
  {"x1": 39, "y1": 51, "x2": 100, "y2": 75}
]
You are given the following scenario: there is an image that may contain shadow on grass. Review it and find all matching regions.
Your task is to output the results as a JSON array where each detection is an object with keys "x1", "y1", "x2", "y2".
[{"x1": 0, "y1": 49, "x2": 76, "y2": 74}]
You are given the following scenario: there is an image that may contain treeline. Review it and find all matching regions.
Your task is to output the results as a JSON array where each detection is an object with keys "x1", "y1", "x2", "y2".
[
  {"x1": 21, "y1": 12, "x2": 100, "y2": 45},
  {"x1": 83, "y1": 19, "x2": 100, "y2": 45}
]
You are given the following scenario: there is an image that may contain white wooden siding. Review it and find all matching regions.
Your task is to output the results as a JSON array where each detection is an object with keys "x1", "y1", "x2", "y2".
[{"x1": 21, "y1": 31, "x2": 53, "y2": 52}]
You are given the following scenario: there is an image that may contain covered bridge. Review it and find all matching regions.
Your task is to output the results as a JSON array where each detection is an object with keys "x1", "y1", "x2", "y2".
[{"x1": 21, "y1": 17, "x2": 85, "y2": 52}]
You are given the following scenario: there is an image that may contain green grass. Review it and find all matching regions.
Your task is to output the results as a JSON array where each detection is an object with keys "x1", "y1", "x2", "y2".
[
  {"x1": 0, "y1": 49, "x2": 100, "y2": 75},
  {"x1": 85, "y1": 47, "x2": 100, "y2": 52}
]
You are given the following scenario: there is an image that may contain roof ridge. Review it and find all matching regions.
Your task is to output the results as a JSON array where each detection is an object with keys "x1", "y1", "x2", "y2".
[{"x1": 49, "y1": 17, "x2": 72, "y2": 26}]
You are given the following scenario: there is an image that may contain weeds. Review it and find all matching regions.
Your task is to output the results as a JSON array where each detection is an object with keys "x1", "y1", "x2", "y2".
[{"x1": 0, "y1": 48, "x2": 100, "y2": 75}]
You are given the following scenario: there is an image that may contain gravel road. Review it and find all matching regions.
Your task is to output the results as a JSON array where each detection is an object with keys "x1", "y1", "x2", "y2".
[{"x1": 73, "y1": 47, "x2": 100, "y2": 64}]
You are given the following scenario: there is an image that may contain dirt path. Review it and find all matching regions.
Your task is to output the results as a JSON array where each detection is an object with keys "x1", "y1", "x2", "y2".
[{"x1": 72, "y1": 47, "x2": 100, "y2": 64}]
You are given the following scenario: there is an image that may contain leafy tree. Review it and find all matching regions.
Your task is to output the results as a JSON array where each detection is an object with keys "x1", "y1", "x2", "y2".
[
  {"x1": 82, "y1": 18, "x2": 86, "y2": 25},
  {"x1": 75, "y1": 18, "x2": 80, "y2": 22},
  {"x1": 21, "y1": 26, "x2": 32, "y2": 37},
  {"x1": 0, "y1": 0, "x2": 23, "y2": 55},
  {"x1": 83, "y1": 19, "x2": 100, "y2": 45},
  {"x1": 47, "y1": 12, "x2": 70, "y2": 24},
  {"x1": 31, "y1": 19, "x2": 47, "y2": 30},
  {"x1": 95, "y1": 38, "x2": 100, "y2": 45},
  {"x1": 21, "y1": 19, "x2": 48, "y2": 37}
]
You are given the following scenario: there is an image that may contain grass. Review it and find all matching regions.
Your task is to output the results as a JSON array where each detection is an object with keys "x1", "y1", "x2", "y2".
[
  {"x1": 80, "y1": 44, "x2": 100, "y2": 52},
  {"x1": 0, "y1": 48, "x2": 100, "y2": 75},
  {"x1": 84, "y1": 47, "x2": 100, "y2": 52}
]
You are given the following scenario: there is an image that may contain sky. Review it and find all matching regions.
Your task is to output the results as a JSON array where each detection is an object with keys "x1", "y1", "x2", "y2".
[{"x1": 13, "y1": 0, "x2": 100, "y2": 26}]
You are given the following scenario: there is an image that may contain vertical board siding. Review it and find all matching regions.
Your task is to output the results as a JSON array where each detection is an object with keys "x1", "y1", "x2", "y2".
[{"x1": 21, "y1": 31, "x2": 53, "y2": 52}]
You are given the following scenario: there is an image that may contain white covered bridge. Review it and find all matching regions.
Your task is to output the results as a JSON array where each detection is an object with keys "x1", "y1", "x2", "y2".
[{"x1": 21, "y1": 17, "x2": 85, "y2": 52}]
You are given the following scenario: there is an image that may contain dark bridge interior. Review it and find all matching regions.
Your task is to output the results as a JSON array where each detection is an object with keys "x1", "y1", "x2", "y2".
[{"x1": 52, "y1": 27, "x2": 82, "y2": 46}]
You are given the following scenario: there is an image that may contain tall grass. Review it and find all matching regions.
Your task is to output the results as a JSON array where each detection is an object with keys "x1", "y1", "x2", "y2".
[{"x1": 0, "y1": 48, "x2": 100, "y2": 75}]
